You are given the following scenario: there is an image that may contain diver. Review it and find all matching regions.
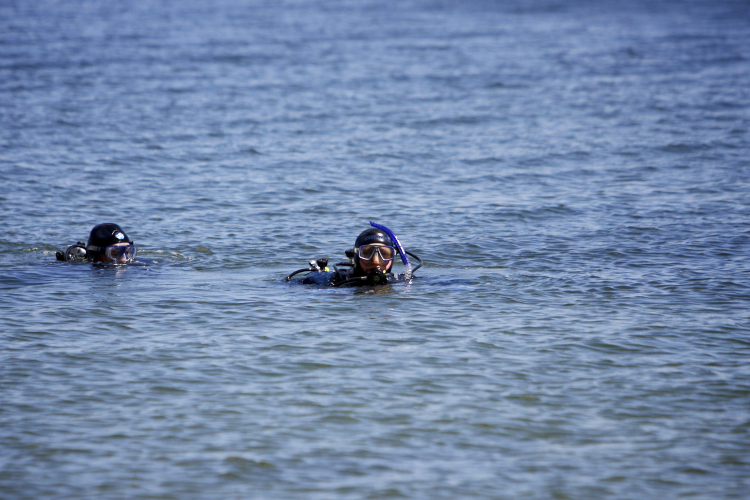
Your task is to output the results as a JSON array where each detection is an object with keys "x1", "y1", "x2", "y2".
[
  {"x1": 56, "y1": 223, "x2": 137, "y2": 265},
  {"x1": 286, "y1": 222, "x2": 422, "y2": 287}
]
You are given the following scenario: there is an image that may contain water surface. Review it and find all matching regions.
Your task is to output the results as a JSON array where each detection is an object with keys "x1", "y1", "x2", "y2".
[{"x1": 1, "y1": 1, "x2": 749, "y2": 498}]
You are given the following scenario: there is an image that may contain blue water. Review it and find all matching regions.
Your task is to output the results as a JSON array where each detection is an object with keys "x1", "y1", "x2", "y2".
[{"x1": 2, "y1": 1, "x2": 749, "y2": 498}]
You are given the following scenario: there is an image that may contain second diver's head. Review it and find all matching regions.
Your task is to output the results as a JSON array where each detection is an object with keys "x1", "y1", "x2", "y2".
[
  {"x1": 86, "y1": 223, "x2": 137, "y2": 264},
  {"x1": 352, "y1": 228, "x2": 396, "y2": 276}
]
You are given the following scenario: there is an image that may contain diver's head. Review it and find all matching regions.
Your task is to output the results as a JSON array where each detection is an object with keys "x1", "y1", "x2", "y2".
[
  {"x1": 86, "y1": 223, "x2": 137, "y2": 264},
  {"x1": 353, "y1": 228, "x2": 396, "y2": 275}
]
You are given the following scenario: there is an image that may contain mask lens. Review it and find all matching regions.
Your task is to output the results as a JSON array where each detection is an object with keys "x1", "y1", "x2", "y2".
[
  {"x1": 378, "y1": 246, "x2": 395, "y2": 261},
  {"x1": 358, "y1": 245, "x2": 377, "y2": 260}
]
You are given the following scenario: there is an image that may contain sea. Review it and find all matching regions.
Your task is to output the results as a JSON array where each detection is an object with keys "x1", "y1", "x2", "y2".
[{"x1": 1, "y1": 0, "x2": 749, "y2": 498}]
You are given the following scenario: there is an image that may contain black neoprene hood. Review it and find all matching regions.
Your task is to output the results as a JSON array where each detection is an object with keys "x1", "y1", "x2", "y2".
[
  {"x1": 87, "y1": 223, "x2": 132, "y2": 250},
  {"x1": 354, "y1": 228, "x2": 393, "y2": 248}
]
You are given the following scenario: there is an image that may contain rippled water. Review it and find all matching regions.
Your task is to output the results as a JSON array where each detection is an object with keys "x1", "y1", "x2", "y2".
[{"x1": 2, "y1": 0, "x2": 749, "y2": 498}]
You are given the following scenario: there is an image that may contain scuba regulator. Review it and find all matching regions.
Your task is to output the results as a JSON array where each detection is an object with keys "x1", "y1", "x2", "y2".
[{"x1": 365, "y1": 269, "x2": 388, "y2": 286}]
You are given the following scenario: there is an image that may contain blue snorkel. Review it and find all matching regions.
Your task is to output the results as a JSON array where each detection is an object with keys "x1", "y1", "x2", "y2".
[{"x1": 369, "y1": 221, "x2": 412, "y2": 278}]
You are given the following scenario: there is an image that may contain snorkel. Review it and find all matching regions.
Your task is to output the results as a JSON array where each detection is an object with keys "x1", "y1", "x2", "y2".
[{"x1": 369, "y1": 221, "x2": 412, "y2": 279}]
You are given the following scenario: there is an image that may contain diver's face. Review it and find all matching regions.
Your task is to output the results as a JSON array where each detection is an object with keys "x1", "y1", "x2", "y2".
[{"x1": 358, "y1": 244, "x2": 393, "y2": 274}]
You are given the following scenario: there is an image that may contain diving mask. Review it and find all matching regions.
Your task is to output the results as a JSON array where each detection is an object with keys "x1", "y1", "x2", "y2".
[
  {"x1": 103, "y1": 244, "x2": 137, "y2": 264},
  {"x1": 357, "y1": 244, "x2": 395, "y2": 262}
]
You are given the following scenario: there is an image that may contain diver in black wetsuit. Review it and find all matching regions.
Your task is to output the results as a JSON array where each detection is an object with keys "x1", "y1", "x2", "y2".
[
  {"x1": 286, "y1": 223, "x2": 423, "y2": 287},
  {"x1": 56, "y1": 223, "x2": 137, "y2": 264}
]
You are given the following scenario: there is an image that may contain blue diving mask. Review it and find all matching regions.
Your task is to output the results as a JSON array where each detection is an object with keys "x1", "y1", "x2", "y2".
[{"x1": 103, "y1": 244, "x2": 137, "y2": 264}]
